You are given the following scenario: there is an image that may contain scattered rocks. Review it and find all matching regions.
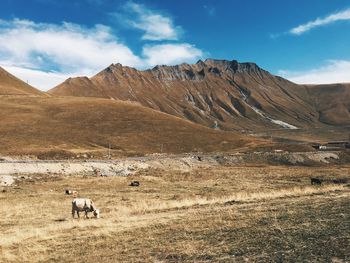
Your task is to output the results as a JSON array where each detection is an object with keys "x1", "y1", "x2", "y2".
[
  {"x1": 308, "y1": 152, "x2": 339, "y2": 164},
  {"x1": 0, "y1": 152, "x2": 347, "y2": 178},
  {"x1": 0, "y1": 160, "x2": 150, "y2": 176}
]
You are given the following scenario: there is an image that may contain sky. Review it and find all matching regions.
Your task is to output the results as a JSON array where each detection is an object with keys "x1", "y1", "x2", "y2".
[{"x1": 0, "y1": 0, "x2": 350, "y2": 90}]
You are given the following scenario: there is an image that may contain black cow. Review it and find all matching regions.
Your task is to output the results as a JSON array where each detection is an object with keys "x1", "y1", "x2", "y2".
[
  {"x1": 129, "y1": 181, "x2": 140, "y2": 187},
  {"x1": 311, "y1": 178, "x2": 322, "y2": 185}
]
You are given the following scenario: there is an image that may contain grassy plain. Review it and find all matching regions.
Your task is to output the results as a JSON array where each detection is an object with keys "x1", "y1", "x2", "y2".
[{"x1": 0, "y1": 165, "x2": 349, "y2": 262}]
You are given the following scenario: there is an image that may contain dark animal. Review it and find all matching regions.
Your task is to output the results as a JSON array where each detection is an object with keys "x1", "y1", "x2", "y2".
[
  {"x1": 129, "y1": 181, "x2": 140, "y2": 187},
  {"x1": 332, "y1": 178, "x2": 348, "y2": 184},
  {"x1": 65, "y1": 190, "x2": 78, "y2": 197},
  {"x1": 311, "y1": 178, "x2": 322, "y2": 185}
]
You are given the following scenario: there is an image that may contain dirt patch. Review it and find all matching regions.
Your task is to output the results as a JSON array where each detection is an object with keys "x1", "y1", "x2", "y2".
[
  {"x1": 0, "y1": 161, "x2": 150, "y2": 176},
  {"x1": 0, "y1": 151, "x2": 348, "y2": 177}
]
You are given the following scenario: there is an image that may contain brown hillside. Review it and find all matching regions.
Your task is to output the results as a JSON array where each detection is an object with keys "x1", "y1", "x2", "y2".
[
  {"x1": 0, "y1": 96, "x2": 262, "y2": 158},
  {"x1": 49, "y1": 59, "x2": 320, "y2": 131},
  {"x1": 50, "y1": 76, "x2": 107, "y2": 98},
  {"x1": 0, "y1": 67, "x2": 45, "y2": 96},
  {"x1": 306, "y1": 83, "x2": 350, "y2": 126}
]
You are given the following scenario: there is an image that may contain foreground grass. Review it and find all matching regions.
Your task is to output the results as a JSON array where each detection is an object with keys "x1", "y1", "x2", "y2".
[
  {"x1": 54, "y1": 192, "x2": 348, "y2": 263},
  {"x1": 0, "y1": 166, "x2": 349, "y2": 262}
]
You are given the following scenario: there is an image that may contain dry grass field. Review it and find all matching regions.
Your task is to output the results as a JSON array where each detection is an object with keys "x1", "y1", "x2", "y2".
[
  {"x1": 1, "y1": 165, "x2": 349, "y2": 262},
  {"x1": 0, "y1": 96, "x2": 264, "y2": 158}
]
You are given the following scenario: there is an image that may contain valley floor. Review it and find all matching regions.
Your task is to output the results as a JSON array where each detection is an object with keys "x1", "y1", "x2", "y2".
[{"x1": 0, "y1": 164, "x2": 349, "y2": 262}]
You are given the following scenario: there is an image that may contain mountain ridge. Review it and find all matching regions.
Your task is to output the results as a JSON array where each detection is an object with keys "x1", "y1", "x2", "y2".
[{"x1": 49, "y1": 59, "x2": 325, "y2": 131}]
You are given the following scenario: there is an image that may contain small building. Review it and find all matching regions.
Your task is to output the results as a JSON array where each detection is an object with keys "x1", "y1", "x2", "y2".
[{"x1": 313, "y1": 141, "x2": 350, "y2": 151}]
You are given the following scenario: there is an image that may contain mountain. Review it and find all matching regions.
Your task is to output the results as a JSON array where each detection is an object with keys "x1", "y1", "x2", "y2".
[
  {"x1": 0, "y1": 96, "x2": 262, "y2": 158},
  {"x1": 305, "y1": 83, "x2": 350, "y2": 126},
  {"x1": 0, "y1": 67, "x2": 45, "y2": 96},
  {"x1": 49, "y1": 59, "x2": 321, "y2": 131}
]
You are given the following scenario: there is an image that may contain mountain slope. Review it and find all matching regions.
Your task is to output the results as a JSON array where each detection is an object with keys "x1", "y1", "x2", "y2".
[
  {"x1": 0, "y1": 96, "x2": 262, "y2": 158},
  {"x1": 49, "y1": 59, "x2": 320, "y2": 131},
  {"x1": 305, "y1": 83, "x2": 350, "y2": 126},
  {"x1": 0, "y1": 67, "x2": 45, "y2": 96}
]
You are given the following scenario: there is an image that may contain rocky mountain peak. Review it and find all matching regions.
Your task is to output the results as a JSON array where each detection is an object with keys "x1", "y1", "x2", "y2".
[
  {"x1": 97, "y1": 59, "x2": 267, "y2": 82},
  {"x1": 149, "y1": 63, "x2": 204, "y2": 81},
  {"x1": 202, "y1": 59, "x2": 265, "y2": 75},
  {"x1": 145, "y1": 59, "x2": 267, "y2": 81}
]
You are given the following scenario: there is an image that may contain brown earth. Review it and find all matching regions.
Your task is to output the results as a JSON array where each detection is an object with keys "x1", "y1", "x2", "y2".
[{"x1": 0, "y1": 96, "x2": 264, "y2": 158}]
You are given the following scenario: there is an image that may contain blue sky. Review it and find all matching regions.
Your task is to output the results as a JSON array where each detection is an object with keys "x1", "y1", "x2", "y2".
[{"x1": 0, "y1": 0, "x2": 350, "y2": 90}]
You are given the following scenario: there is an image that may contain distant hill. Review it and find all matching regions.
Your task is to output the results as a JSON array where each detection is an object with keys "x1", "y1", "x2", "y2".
[
  {"x1": 0, "y1": 67, "x2": 45, "y2": 96},
  {"x1": 305, "y1": 83, "x2": 350, "y2": 126},
  {"x1": 49, "y1": 59, "x2": 324, "y2": 131},
  {"x1": 0, "y1": 96, "x2": 263, "y2": 158}
]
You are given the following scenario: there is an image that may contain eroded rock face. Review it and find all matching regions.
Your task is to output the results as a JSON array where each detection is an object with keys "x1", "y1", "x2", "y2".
[
  {"x1": 49, "y1": 59, "x2": 324, "y2": 131},
  {"x1": 147, "y1": 59, "x2": 267, "y2": 81}
]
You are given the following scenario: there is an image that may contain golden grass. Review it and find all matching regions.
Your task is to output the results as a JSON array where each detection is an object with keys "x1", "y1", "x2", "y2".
[
  {"x1": 0, "y1": 165, "x2": 349, "y2": 262},
  {"x1": 123, "y1": 184, "x2": 344, "y2": 215},
  {"x1": 0, "y1": 96, "x2": 261, "y2": 158}
]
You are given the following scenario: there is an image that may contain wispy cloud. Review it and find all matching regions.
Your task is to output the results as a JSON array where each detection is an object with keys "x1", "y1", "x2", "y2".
[
  {"x1": 279, "y1": 60, "x2": 350, "y2": 84},
  {"x1": 143, "y1": 43, "x2": 203, "y2": 66},
  {"x1": 118, "y1": 1, "x2": 181, "y2": 41},
  {"x1": 0, "y1": 18, "x2": 203, "y2": 90},
  {"x1": 290, "y1": 8, "x2": 350, "y2": 35}
]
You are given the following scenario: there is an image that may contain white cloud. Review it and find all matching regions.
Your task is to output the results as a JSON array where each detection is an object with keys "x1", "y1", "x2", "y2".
[
  {"x1": 0, "y1": 18, "x2": 142, "y2": 71},
  {"x1": 121, "y1": 1, "x2": 181, "y2": 41},
  {"x1": 0, "y1": 18, "x2": 204, "y2": 90},
  {"x1": 279, "y1": 60, "x2": 350, "y2": 84},
  {"x1": 143, "y1": 43, "x2": 203, "y2": 66},
  {"x1": 290, "y1": 8, "x2": 350, "y2": 35},
  {"x1": 2, "y1": 65, "x2": 77, "y2": 91}
]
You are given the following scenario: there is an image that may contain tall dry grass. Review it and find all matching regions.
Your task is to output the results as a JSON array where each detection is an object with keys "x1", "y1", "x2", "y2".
[
  {"x1": 121, "y1": 184, "x2": 344, "y2": 215},
  {"x1": 0, "y1": 166, "x2": 349, "y2": 262}
]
